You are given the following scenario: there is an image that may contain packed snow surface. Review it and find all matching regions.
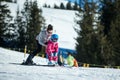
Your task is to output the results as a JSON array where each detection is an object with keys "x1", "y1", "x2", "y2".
[{"x1": 0, "y1": 47, "x2": 120, "y2": 80}]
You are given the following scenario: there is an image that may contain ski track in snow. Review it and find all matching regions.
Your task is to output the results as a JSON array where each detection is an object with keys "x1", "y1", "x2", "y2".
[{"x1": 0, "y1": 47, "x2": 120, "y2": 80}]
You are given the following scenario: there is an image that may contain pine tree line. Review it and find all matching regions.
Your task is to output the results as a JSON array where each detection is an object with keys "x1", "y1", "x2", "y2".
[
  {"x1": 0, "y1": 0, "x2": 45, "y2": 51},
  {"x1": 0, "y1": 0, "x2": 13, "y2": 47},
  {"x1": 75, "y1": 0, "x2": 120, "y2": 66},
  {"x1": 1, "y1": 0, "x2": 17, "y2": 3},
  {"x1": 43, "y1": 1, "x2": 80, "y2": 11}
]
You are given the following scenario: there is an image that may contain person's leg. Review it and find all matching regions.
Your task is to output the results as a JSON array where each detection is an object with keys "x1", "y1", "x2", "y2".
[
  {"x1": 53, "y1": 53, "x2": 58, "y2": 64},
  {"x1": 58, "y1": 55, "x2": 64, "y2": 66},
  {"x1": 47, "y1": 53, "x2": 53, "y2": 61},
  {"x1": 74, "y1": 59, "x2": 78, "y2": 67},
  {"x1": 47, "y1": 53, "x2": 54, "y2": 65},
  {"x1": 25, "y1": 41, "x2": 42, "y2": 65}
]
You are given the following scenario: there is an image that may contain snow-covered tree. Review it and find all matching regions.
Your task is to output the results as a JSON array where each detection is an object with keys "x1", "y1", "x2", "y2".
[{"x1": 0, "y1": 0, "x2": 13, "y2": 46}]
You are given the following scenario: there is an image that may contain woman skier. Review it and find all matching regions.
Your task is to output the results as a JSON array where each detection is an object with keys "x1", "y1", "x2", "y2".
[{"x1": 23, "y1": 24, "x2": 53, "y2": 65}]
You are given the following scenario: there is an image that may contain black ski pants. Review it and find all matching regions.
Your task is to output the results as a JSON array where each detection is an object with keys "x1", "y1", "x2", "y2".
[{"x1": 26, "y1": 41, "x2": 42, "y2": 63}]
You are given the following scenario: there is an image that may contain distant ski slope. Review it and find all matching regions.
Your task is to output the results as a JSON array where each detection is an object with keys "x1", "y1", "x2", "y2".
[
  {"x1": 0, "y1": 47, "x2": 120, "y2": 80},
  {"x1": 42, "y1": 8, "x2": 77, "y2": 50}
]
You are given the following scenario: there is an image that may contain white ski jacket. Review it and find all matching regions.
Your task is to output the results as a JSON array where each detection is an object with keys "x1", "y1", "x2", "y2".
[{"x1": 36, "y1": 30, "x2": 51, "y2": 46}]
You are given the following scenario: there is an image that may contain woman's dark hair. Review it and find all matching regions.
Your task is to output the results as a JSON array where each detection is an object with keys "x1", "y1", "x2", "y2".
[{"x1": 47, "y1": 24, "x2": 53, "y2": 30}]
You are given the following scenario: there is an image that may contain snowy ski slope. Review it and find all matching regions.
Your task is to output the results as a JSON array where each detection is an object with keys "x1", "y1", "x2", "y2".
[{"x1": 0, "y1": 47, "x2": 120, "y2": 80}]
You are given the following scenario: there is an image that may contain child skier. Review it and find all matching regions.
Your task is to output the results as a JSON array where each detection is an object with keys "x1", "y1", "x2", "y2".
[
  {"x1": 46, "y1": 34, "x2": 59, "y2": 65},
  {"x1": 66, "y1": 52, "x2": 78, "y2": 67}
]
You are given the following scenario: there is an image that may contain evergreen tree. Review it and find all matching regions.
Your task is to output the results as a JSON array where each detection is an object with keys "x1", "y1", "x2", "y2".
[
  {"x1": 7, "y1": 0, "x2": 12, "y2": 2},
  {"x1": 66, "y1": 1, "x2": 72, "y2": 10},
  {"x1": 21, "y1": 0, "x2": 45, "y2": 51},
  {"x1": 73, "y1": 1, "x2": 78, "y2": 10},
  {"x1": 108, "y1": 0, "x2": 120, "y2": 65},
  {"x1": 0, "y1": 0, "x2": 12, "y2": 46},
  {"x1": 99, "y1": 0, "x2": 120, "y2": 65},
  {"x1": 28, "y1": 0, "x2": 45, "y2": 50},
  {"x1": 43, "y1": 3, "x2": 47, "y2": 8},
  {"x1": 2, "y1": 0, "x2": 13, "y2": 2},
  {"x1": 14, "y1": 6, "x2": 26, "y2": 48},
  {"x1": 75, "y1": 1, "x2": 94, "y2": 63},
  {"x1": 54, "y1": 4, "x2": 59, "y2": 9},
  {"x1": 100, "y1": 0, "x2": 115, "y2": 35},
  {"x1": 21, "y1": 0, "x2": 30, "y2": 48},
  {"x1": 60, "y1": 3, "x2": 65, "y2": 9},
  {"x1": 48, "y1": 5, "x2": 51, "y2": 8},
  {"x1": 75, "y1": 0, "x2": 105, "y2": 64}
]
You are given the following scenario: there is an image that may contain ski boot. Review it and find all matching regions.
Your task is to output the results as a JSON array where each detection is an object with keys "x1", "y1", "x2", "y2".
[{"x1": 48, "y1": 61, "x2": 54, "y2": 65}]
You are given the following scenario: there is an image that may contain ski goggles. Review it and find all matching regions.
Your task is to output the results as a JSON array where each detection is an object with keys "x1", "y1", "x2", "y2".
[
  {"x1": 52, "y1": 38, "x2": 58, "y2": 42},
  {"x1": 47, "y1": 31, "x2": 53, "y2": 34}
]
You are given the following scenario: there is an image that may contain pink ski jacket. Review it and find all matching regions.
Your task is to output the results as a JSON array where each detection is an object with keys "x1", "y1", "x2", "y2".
[{"x1": 46, "y1": 40, "x2": 59, "y2": 55}]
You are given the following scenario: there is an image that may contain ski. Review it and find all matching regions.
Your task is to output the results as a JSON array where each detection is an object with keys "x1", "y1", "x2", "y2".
[
  {"x1": 21, "y1": 62, "x2": 56, "y2": 67},
  {"x1": 33, "y1": 64, "x2": 56, "y2": 67},
  {"x1": 9, "y1": 62, "x2": 73, "y2": 68},
  {"x1": 9, "y1": 62, "x2": 56, "y2": 67}
]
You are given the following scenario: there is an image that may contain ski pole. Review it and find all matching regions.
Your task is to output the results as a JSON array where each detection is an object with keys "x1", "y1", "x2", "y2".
[{"x1": 24, "y1": 45, "x2": 27, "y2": 60}]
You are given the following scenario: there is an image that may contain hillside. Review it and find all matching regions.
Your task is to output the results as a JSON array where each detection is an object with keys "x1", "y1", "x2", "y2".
[{"x1": 42, "y1": 8, "x2": 77, "y2": 50}]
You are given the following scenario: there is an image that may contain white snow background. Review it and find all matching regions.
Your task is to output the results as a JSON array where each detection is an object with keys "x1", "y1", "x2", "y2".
[{"x1": 0, "y1": 47, "x2": 120, "y2": 80}]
